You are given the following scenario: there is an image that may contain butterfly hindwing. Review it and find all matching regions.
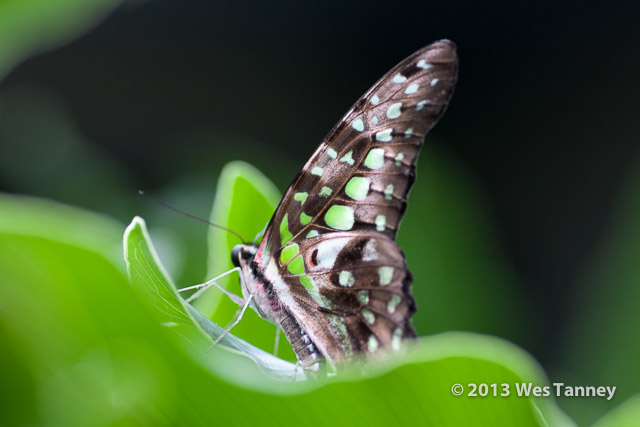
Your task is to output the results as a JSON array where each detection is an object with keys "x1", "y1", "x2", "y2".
[{"x1": 279, "y1": 232, "x2": 415, "y2": 364}]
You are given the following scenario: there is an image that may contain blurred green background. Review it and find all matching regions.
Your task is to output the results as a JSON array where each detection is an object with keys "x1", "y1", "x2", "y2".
[{"x1": 1, "y1": 0, "x2": 639, "y2": 425}]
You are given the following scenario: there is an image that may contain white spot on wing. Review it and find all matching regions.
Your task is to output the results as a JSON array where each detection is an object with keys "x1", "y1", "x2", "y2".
[
  {"x1": 368, "y1": 335, "x2": 379, "y2": 353},
  {"x1": 388, "y1": 295, "x2": 402, "y2": 314},
  {"x1": 386, "y1": 102, "x2": 402, "y2": 119},
  {"x1": 362, "y1": 240, "x2": 377, "y2": 261},
  {"x1": 392, "y1": 74, "x2": 407, "y2": 84},
  {"x1": 313, "y1": 237, "x2": 350, "y2": 270},
  {"x1": 362, "y1": 308, "x2": 375, "y2": 324},
  {"x1": 417, "y1": 59, "x2": 432, "y2": 69},
  {"x1": 392, "y1": 328, "x2": 402, "y2": 351},
  {"x1": 379, "y1": 266, "x2": 394, "y2": 285},
  {"x1": 339, "y1": 150, "x2": 355, "y2": 165},
  {"x1": 404, "y1": 83, "x2": 419, "y2": 94},
  {"x1": 375, "y1": 129, "x2": 393, "y2": 142},
  {"x1": 338, "y1": 271, "x2": 355, "y2": 287},
  {"x1": 357, "y1": 290, "x2": 369, "y2": 305},
  {"x1": 384, "y1": 184, "x2": 394, "y2": 200}
]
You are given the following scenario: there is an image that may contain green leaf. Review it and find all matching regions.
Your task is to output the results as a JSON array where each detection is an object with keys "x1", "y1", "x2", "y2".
[
  {"x1": 0, "y1": 192, "x2": 578, "y2": 426},
  {"x1": 592, "y1": 394, "x2": 640, "y2": 427},
  {"x1": 0, "y1": 0, "x2": 122, "y2": 80},
  {"x1": 0, "y1": 194, "x2": 175, "y2": 425},
  {"x1": 123, "y1": 216, "x2": 300, "y2": 384},
  {"x1": 0, "y1": 192, "x2": 124, "y2": 269}
]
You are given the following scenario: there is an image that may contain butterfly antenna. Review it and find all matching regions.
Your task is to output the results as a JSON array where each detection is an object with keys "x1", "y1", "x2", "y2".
[{"x1": 138, "y1": 190, "x2": 245, "y2": 244}]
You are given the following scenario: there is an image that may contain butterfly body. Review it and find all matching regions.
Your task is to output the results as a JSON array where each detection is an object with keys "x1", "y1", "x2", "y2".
[{"x1": 232, "y1": 40, "x2": 458, "y2": 376}]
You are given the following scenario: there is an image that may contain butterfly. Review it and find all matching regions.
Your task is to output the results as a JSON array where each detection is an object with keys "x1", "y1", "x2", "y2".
[{"x1": 229, "y1": 40, "x2": 458, "y2": 377}]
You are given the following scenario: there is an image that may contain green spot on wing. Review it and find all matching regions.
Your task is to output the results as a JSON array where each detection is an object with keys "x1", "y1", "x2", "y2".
[
  {"x1": 319, "y1": 186, "x2": 332, "y2": 197},
  {"x1": 280, "y1": 243, "x2": 299, "y2": 264},
  {"x1": 300, "y1": 212, "x2": 312, "y2": 225},
  {"x1": 345, "y1": 177, "x2": 370, "y2": 201},
  {"x1": 324, "y1": 205, "x2": 355, "y2": 230},
  {"x1": 280, "y1": 214, "x2": 293, "y2": 246},
  {"x1": 299, "y1": 275, "x2": 314, "y2": 290},
  {"x1": 287, "y1": 255, "x2": 305, "y2": 275},
  {"x1": 294, "y1": 192, "x2": 308, "y2": 205},
  {"x1": 364, "y1": 148, "x2": 385, "y2": 170},
  {"x1": 327, "y1": 314, "x2": 353, "y2": 355}
]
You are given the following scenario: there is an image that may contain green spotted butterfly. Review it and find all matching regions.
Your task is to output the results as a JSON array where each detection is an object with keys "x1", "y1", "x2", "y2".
[{"x1": 229, "y1": 40, "x2": 458, "y2": 377}]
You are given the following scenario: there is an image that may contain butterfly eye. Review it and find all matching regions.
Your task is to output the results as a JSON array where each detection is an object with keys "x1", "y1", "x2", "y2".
[{"x1": 231, "y1": 245, "x2": 243, "y2": 268}]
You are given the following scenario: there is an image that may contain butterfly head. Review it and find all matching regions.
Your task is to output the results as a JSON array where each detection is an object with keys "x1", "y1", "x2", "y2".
[
  {"x1": 230, "y1": 242, "x2": 280, "y2": 323},
  {"x1": 231, "y1": 244, "x2": 243, "y2": 268},
  {"x1": 231, "y1": 244, "x2": 257, "y2": 268}
]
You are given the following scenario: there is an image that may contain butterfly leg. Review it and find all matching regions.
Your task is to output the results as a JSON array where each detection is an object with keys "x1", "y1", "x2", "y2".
[
  {"x1": 273, "y1": 326, "x2": 281, "y2": 356},
  {"x1": 179, "y1": 267, "x2": 243, "y2": 305},
  {"x1": 211, "y1": 294, "x2": 253, "y2": 347}
]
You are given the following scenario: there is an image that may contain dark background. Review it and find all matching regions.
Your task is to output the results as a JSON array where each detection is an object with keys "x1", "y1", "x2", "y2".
[{"x1": 1, "y1": 1, "x2": 638, "y2": 423}]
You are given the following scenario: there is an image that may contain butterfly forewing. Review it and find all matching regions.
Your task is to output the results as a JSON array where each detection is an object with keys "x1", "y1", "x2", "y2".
[
  {"x1": 267, "y1": 40, "x2": 457, "y2": 247},
  {"x1": 247, "y1": 40, "x2": 458, "y2": 372}
]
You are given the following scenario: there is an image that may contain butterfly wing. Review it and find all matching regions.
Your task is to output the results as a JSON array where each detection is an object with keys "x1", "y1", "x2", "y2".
[
  {"x1": 256, "y1": 40, "x2": 458, "y2": 368},
  {"x1": 280, "y1": 232, "x2": 415, "y2": 364}
]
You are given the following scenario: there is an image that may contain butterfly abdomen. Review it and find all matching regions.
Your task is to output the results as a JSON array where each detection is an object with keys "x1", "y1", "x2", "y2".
[{"x1": 278, "y1": 311, "x2": 326, "y2": 377}]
